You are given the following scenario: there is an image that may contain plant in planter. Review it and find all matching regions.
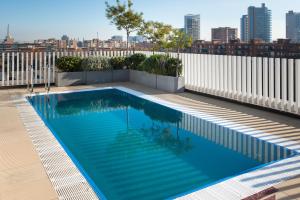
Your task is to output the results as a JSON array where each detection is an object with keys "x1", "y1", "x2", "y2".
[
  {"x1": 56, "y1": 56, "x2": 82, "y2": 72},
  {"x1": 124, "y1": 53, "x2": 146, "y2": 70},
  {"x1": 81, "y1": 57, "x2": 111, "y2": 71},
  {"x1": 109, "y1": 57, "x2": 126, "y2": 70}
]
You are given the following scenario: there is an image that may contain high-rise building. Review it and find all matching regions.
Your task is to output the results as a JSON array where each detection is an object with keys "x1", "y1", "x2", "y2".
[
  {"x1": 211, "y1": 27, "x2": 237, "y2": 43},
  {"x1": 247, "y1": 3, "x2": 272, "y2": 42},
  {"x1": 184, "y1": 14, "x2": 200, "y2": 41},
  {"x1": 240, "y1": 15, "x2": 249, "y2": 42},
  {"x1": 286, "y1": 11, "x2": 300, "y2": 43}
]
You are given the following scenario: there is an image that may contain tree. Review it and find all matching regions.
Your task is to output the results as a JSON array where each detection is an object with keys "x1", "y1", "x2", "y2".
[
  {"x1": 138, "y1": 21, "x2": 172, "y2": 54},
  {"x1": 167, "y1": 29, "x2": 192, "y2": 76},
  {"x1": 105, "y1": 0, "x2": 143, "y2": 54}
]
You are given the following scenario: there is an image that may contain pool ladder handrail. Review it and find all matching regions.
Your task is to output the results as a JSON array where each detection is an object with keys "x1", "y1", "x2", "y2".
[
  {"x1": 27, "y1": 65, "x2": 34, "y2": 95},
  {"x1": 45, "y1": 64, "x2": 51, "y2": 94}
]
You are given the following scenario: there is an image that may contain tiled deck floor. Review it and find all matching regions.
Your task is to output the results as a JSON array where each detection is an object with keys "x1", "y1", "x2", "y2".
[{"x1": 1, "y1": 82, "x2": 300, "y2": 200}]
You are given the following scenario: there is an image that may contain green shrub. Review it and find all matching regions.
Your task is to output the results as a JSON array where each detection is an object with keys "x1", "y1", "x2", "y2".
[
  {"x1": 125, "y1": 53, "x2": 146, "y2": 70},
  {"x1": 56, "y1": 56, "x2": 82, "y2": 72},
  {"x1": 139, "y1": 54, "x2": 182, "y2": 77},
  {"x1": 109, "y1": 57, "x2": 126, "y2": 70},
  {"x1": 165, "y1": 57, "x2": 183, "y2": 76},
  {"x1": 81, "y1": 57, "x2": 111, "y2": 71}
]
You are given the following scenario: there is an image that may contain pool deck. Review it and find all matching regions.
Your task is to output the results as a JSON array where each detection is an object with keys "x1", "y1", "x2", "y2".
[{"x1": 1, "y1": 82, "x2": 300, "y2": 200}]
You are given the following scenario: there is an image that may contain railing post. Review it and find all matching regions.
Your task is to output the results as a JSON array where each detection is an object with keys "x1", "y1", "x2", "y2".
[
  {"x1": 247, "y1": 57, "x2": 252, "y2": 103},
  {"x1": 1, "y1": 53, "x2": 4, "y2": 86},
  {"x1": 242, "y1": 56, "x2": 247, "y2": 102},
  {"x1": 257, "y1": 57, "x2": 263, "y2": 105},
  {"x1": 223, "y1": 55, "x2": 228, "y2": 97},
  {"x1": 263, "y1": 57, "x2": 269, "y2": 106},
  {"x1": 232, "y1": 56, "x2": 237, "y2": 99},
  {"x1": 12, "y1": 52, "x2": 15, "y2": 85},
  {"x1": 288, "y1": 59, "x2": 294, "y2": 112},
  {"x1": 296, "y1": 59, "x2": 300, "y2": 114},
  {"x1": 237, "y1": 56, "x2": 242, "y2": 100},
  {"x1": 219, "y1": 55, "x2": 224, "y2": 96},
  {"x1": 281, "y1": 58, "x2": 287, "y2": 111},
  {"x1": 53, "y1": 52, "x2": 56, "y2": 82},
  {"x1": 227, "y1": 55, "x2": 232, "y2": 98},
  {"x1": 16, "y1": 52, "x2": 19, "y2": 85},
  {"x1": 252, "y1": 57, "x2": 257, "y2": 104},
  {"x1": 275, "y1": 58, "x2": 281, "y2": 109},
  {"x1": 6, "y1": 53, "x2": 10, "y2": 86},
  {"x1": 35, "y1": 52, "x2": 38, "y2": 84},
  {"x1": 268, "y1": 58, "x2": 274, "y2": 108}
]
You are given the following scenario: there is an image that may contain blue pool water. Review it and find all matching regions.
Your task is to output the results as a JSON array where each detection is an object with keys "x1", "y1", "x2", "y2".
[{"x1": 29, "y1": 89, "x2": 296, "y2": 200}]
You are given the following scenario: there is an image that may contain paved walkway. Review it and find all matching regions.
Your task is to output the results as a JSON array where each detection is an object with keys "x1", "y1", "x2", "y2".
[{"x1": 1, "y1": 82, "x2": 300, "y2": 200}]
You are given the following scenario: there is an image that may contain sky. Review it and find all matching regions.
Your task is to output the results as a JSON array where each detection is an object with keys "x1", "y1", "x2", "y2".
[{"x1": 0, "y1": 0, "x2": 299, "y2": 42}]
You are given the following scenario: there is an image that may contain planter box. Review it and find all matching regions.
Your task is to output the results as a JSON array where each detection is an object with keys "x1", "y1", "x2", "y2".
[
  {"x1": 157, "y1": 75, "x2": 185, "y2": 93},
  {"x1": 129, "y1": 70, "x2": 156, "y2": 89},
  {"x1": 86, "y1": 71, "x2": 113, "y2": 84},
  {"x1": 113, "y1": 69, "x2": 129, "y2": 82},
  {"x1": 129, "y1": 70, "x2": 185, "y2": 93},
  {"x1": 55, "y1": 72, "x2": 85, "y2": 87}
]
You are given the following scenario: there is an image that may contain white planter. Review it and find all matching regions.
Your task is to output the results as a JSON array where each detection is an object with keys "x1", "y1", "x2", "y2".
[
  {"x1": 55, "y1": 72, "x2": 85, "y2": 87},
  {"x1": 129, "y1": 70, "x2": 156, "y2": 89},
  {"x1": 157, "y1": 75, "x2": 185, "y2": 93},
  {"x1": 113, "y1": 69, "x2": 129, "y2": 82},
  {"x1": 129, "y1": 70, "x2": 185, "y2": 93},
  {"x1": 86, "y1": 71, "x2": 113, "y2": 84}
]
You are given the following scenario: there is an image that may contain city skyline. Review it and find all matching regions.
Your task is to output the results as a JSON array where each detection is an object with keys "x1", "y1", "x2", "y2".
[{"x1": 0, "y1": 0, "x2": 299, "y2": 42}]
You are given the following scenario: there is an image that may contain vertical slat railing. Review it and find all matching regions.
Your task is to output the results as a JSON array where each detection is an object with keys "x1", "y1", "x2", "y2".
[
  {"x1": 246, "y1": 57, "x2": 252, "y2": 103},
  {"x1": 268, "y1": 58, "x2": 274, "y2": 107},
  {"x1": 263, "y1": 58, "x2": 268, "y2": 106},
  {"x1": 16, "y1": 52, "x2": 19, "y2": 85},
  {"x1": 242, "y1": 56, "x2": 247, "y2": 102},
  {"x1": 227, "y1": 55, "x2": 232, "y2": 98},
  {"x1": 257, "y1": 57, "x2": 263, "y2": 105},
  {"x1": 288, "y1": 59, "x2": 294, "y2": 112},
  {"x1": 1, "y1": 53, "x2": 4, "y2": 86},
  {"x1": 275, "y1": 58, "x2": 281, "y2": 109},
  {"x1": 252, "y1": 57, "x2": 257, "y2": 104},
  {"x1": 53, "y1": 52, "x2": 56, "y2": 82},
  {"x1": 7, "y1": 53, "x2": 10, "y2": 86},
  {"x1": 232, "y1": 56, "x2": 237, "y2": 99},
  {"x1": 35, "y1": 52, "x2": 38, "y2": 83},
  {"x1": 296, "y1": 59, "x2": 300, "y2": 114},
  {"x1": 281, "y1": 59, "x2": 287, "y2": 110},
  {"x1": 12, "y1": 52, "x2": 15, "y2": 86}
]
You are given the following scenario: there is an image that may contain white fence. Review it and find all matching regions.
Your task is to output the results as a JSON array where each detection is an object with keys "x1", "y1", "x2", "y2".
[
  {"x1": 0, "y1": 50, "x2": 131, "y2": 86},
  {"x1": 180, "y1": 54, "x2": 300, "y2": 115}
]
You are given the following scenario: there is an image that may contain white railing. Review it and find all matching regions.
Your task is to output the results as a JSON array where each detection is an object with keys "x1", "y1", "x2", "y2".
[
  {"x1": 0, "y1": 50, "x2": 131, "y2": 87},
  {"x1": 179, "y1": 53, "x2": 300, "y2": 115}
]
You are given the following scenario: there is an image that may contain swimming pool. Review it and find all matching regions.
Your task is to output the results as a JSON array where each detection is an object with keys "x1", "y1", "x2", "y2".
[{"x1": 29, "y1": 88, "x2": 297, "y2": 200}]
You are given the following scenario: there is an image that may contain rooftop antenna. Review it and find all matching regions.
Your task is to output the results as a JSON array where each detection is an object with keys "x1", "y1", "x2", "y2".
[{"x1": 97, "y1": 32, "x2": 99, "y2": 40}]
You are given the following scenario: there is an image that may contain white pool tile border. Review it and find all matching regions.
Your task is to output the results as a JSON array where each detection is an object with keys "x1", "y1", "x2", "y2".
[
  {"x1": 12, "y1": 96, "x2": 100, "y2": 200},
  {"x1": 25, "y1": 86, "x2": 300, "y2": 200}
]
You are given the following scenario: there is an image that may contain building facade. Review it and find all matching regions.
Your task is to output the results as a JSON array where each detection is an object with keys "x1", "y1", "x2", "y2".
[
  {"x1": 184, "y1": 14, "x2": 200, "y2": 41},
  {"x1": 286, "y1": 11, "x2": 300, "y2": 43},
  {"x1": 240, "y1": 15, "x2": 249, "y2": 42},
  {"x1": 191, "y1": 39, "x2": 300, "y2": 58},
  {"x1": 211, "y1": 27, "x2": 237, "y2": 43},
  {"x1": 247, "y1": 3, "x2": 272, "y2": 42}
]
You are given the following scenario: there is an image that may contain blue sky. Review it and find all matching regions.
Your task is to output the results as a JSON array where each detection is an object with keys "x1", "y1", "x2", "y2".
[{"x1": 0, "y1": 0, "x2": 299, "y2": 42}]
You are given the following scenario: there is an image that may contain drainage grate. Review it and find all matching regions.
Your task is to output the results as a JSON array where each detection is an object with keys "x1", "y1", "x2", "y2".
[{"x1": 14, "y1": 96, "x2": 99, "y2": 200}]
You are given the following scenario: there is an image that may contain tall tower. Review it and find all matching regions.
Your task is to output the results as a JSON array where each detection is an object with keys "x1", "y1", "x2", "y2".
[
  {"x1": 4, "y1": 24, "x2": 14, "y2": 44},
  {"x1": 286, "y1": 11, "x2": 300, "y2": 43},
  {"x1": 184, "y1": 14, "x2": 201, "y2": 41},
  {"x1": 248, "y1": 3, "x2": 272, "y2": 42}
]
